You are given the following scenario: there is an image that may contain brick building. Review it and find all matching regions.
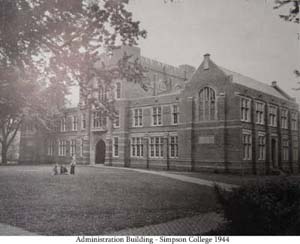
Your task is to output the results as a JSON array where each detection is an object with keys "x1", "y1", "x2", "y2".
[{"x1": 19, "y1": 46, "x2": 300, "y2": 174}]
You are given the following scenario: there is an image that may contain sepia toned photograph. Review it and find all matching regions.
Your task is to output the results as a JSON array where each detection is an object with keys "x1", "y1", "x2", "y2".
[{"x1": 0, "y1": 0, "x2": 300, "y2": 238}]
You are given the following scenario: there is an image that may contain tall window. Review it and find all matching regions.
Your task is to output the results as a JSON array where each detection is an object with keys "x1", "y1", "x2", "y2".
[
  {"x1": 131, "y1": 137, "x2": 144, "y2": 157},
  {"x1": 293, "y1": 138, "x2": 298, "y2": 162},
  {"x1": 152, "y1": 107, "x2": 162, "y2": 126},
  {"x1": 242, "y1": 131, "x2": 252, "y2": 160},
  {"x1": 81, "y1": 113, "x2": 86, "y2": 129},
  {"x1": 258, "y1": 133, "x2": 266, "y2": 160},
  {"x1": 61, "y1": 118, "x2": 66, "y2": 132},
  {"x1": 241, "y1": 97, "x2": 251, "y2": 122},
  {"x1": 80, "y1": 139, "x2": 84, "y2": 157},
  {"x1": 113, "y1": 137, "x2": 119, "y2": 157},
  {"x1": 114, "y1": 110, "x2": 120, "y2": 128},
  {"x1": 93, "y1": 111, "x2": 106, "y2": 128},
  {"x1": 199, "y1": 87, "x2": 216, "y2": 121},
  {"x1": 169, "y1": 135, "x2": 178, "y2": 158},
  {"x1": 269, "y1": 105, "x2": 278, "y2": 127},
  {"x1": 172, "y1": 105, "x2": 179, "y2": 124},
  {"x1": 72, "y1": 116, "x2": 78, "y2": 131},
  {"x1": 291, "y1": 112, "x2": 298, "y2": 130},
  {"x1": 58, "y1": 140, "x2": 67, "y2": 156},
  {"x1": 133, "y1": 108, "x2": 143, "y2": 127},
  {"x1": 149, "y1": 136, "x2": 163, "y2": 158},
  {"x1": 282, "y1": 139, "x2": 289, "y2": 161},
  {"x1": 47, "y1": 140, "x2": 55, "y2": 156},
  {"x1": 256, "y1": 102, "x2": 265, "y2": 124},
  {"x1": 70, "y1": 139, "x2": 76, "y2": 156},
  {"x1": 115, "y1": 82, "x2": 121, "y2": 99},
  {"x1": 281, "y1": 109, "x2": 288, "y2": 129}
]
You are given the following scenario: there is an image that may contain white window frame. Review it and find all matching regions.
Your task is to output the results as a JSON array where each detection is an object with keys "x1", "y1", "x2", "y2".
[
  {"x1": 242, "y1": 130, "x2": 252, "y2": 160},
  {"x1": 81, "y1": 113, "x2": 86, "y2": 130},
  {"x1": 131, "y1": 137, "x2": 144, "y2": 158},
  {"x1": 269, "y1": 105, "x2": 278, "y2": 127},
  {"x1": 172, "y1": 104, "x2": 179, "y2": 125},
  {"x1": 255, "y1": 101, "x2": 265, "y2": 125},
  {"x1": 72, "y1": 116, "x2": 78, "y2": 131},
  {"x1": 291, "y1": 112, "x2": 298, "y2": 131},
  {"x1": 282, "y1": 139, "x2": 289, "y2": 161},
  {"x1": 149, "y1": 136, "x2": 164, "y2": 158},
  {"x1": 258, "y1": 132, "x2": 266, "y2": 160},
  {"x1": 113, "y1": 137, "x2": 119, "y2": 157},
  {"x1": 132, "y1": 108, "x2": 143, "y2": 127},
  {"x1": 169, "y1": 135, "x2": 178, "y2": 158},
  {"x1": 241, "y1": 97, "x2": 251, "y2": 122},
  {"x1": 80, "y1": 139, "x2": 84, "y2": 157},
  {"x1": 58, "y1": 140, "x2": 67, "y2": 156},
  {"x1": 70, "y1": 139, "x2": 76, "y2": 156},
  {"x1": 281, "y1": 109, "x2": 288, "y2": 129},
  {"x1": 114, "y1": 110, "x2": 120, "y2": 128},
  {"x1": 152, "y1": 106, "x2": 162, "y2": 126},
  {"x1": 61, "y1": 118, "x2": 66, "y2": 132}
]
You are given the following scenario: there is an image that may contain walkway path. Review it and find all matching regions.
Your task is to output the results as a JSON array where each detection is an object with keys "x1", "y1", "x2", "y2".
[
  {"x1": 0, "y1": 223, "x2": 36, "y2": 235},
  {"x1": 110, "y1": 212, "x2": 223, "y2": 235},
  {"x1": 92, "y1": 165, "x2": 238, "y2": 191}
]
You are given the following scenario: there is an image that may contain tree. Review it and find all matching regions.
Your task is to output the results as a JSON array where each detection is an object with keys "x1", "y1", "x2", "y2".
[
  {"x1": 0, "y1": 0, "x2": 147, "y2": 164},
  {"x1": 273, "y1": 0, "x2": 300, "y2": 83}
]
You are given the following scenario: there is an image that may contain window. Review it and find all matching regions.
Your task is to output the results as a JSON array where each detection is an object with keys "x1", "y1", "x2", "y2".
[
  {"x1": 149, "y1": 136, "x2": 163, "y2": 158},
  {"x1": 169, "y1": 135, "x2": 178, "y2": 158},
  {"x1": 242, "y1": 131, "x2": 252, "y2": 160},
  {"x1": 293, "y1": 138, "x2": 298, "y2": 162},
  {"x1": 58, "y1": 140, "x2": 67, "y2": 156},
  {"x1": 256, "y1": 102, "x2": 265, "y2": 124},
  {"x1": 152, "y1": 107, "x2": 162, "y2": 126},
  {"x1": 133, "y1": 108, "x2": 143, "y2": 127},
  {"x1": 115, "y1": 82, "x2": 121, "y2": 99},
  {"x1": 81, "y1": 113, "x2": 86, "y2": 129},
  {"x1": 291, "y1": 112, "x2": 298, "y2": 130},
  {"x1": 80, "y1": 139, "x2": 84, "y2": 157},
  {"x1": 114, "y1": 110, "x2": 120, "y2": 128},
  {"x1": 72, "y1": 116, "x2": 78, "y2": 131},
  {"x1": 113, "y1": 137, "x2": 119, "y2": 157},
  {"x1": 61, "y1": 118, "x2": 66, "y2": 132},
  {"x1": 47, "y1": 140, "x2": 55, "y2": 156},
  {"x1": 172, "y1": 105, "x2": 179, "y2": 124},
  {"x1": 70, "y1": 139, "x2": 76, "y2": 156},
  {"x1": 269, "y1": 105, "x2": 277, "y2": 127},
  {"x1": 241, "y1": 97, "x2": 251, "y2": 122},
  {"x1": 258, "y1": 133, "x2": 266, "y2": 160},
  {"x1": 131, "y1": 137, "x2": 144, "y2": 157},
  {"x1": 281, "y1": 109, "x2": 288, "y2": 129},
  {"x1": 199, "y1": 87, "x2": 216, "y2": 121},
  {"x1": 282, "y1": 139, "x2": 289, "y2": 161},
  {"x1": 93, "y1": 111, "x2": 106, "y2": 128}
]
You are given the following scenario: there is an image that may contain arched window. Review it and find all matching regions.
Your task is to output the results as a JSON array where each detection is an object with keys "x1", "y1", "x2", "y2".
[{"x1": 199, "y1": 87, "x2": 216, "y2": 121}]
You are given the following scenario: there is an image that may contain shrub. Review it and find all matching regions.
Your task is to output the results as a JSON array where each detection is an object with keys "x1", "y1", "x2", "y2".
[{"x1": 214, "y1": 178, "x2": 300, "y2": 235}]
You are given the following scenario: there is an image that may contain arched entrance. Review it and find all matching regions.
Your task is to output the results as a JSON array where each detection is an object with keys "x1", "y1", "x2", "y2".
[{"x1": 95, "y1": 139, "x2": 106, "y2": 164}]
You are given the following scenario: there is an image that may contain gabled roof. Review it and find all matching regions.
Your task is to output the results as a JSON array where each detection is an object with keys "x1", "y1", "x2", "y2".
[{"x1": 220, "y1": 67, "x2": 291, "y2": 101}]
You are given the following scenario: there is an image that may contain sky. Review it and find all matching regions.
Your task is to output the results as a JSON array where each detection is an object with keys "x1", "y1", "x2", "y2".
[{"x1": 69, "y1": 0, "x2": 300, "y2": 104}]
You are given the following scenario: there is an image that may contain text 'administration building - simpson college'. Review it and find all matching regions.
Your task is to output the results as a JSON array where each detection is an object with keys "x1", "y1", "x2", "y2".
[{"x1": 20, "y1": 46, "x2": 300, "y2": 174}]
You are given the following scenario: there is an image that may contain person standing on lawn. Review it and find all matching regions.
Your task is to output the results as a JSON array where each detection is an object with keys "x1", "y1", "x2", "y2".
[{"x1": 70, "y1": 155, "x2": 76, "y2": 175}]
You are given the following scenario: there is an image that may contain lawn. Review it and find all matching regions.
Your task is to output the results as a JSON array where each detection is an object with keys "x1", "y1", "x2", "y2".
[
  {"x1": 0, "y1": 165, "x2": 217, "y2": 235},
  {"x1": 170, "y1": 171, "x2": 300, "y2": 186}
]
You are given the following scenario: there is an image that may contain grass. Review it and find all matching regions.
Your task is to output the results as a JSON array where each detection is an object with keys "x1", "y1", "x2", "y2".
[
  {"x1": 169, "y1": 171, "x2": 300, "y2": 186},
  {"x1": 0, "y1": 165, "x2": 217, "y2": 235}
]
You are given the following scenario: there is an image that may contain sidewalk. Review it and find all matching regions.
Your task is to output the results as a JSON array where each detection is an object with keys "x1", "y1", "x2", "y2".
[
  {"x1": 92, "y1": 165, "x2": 238, "y2": 191},
  {"x1": 110, "y1": 212, "x2": 224, "y2": 235},
  {"x1": 0, "y1": 223, "x2": 36, "y2": 236}
]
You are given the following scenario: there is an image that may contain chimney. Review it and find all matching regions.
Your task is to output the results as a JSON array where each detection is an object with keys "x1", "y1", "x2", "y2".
[
  {"x1": 271, "y1": 81, "x2": 277, "y2": 87},
  {"x1": 203, "y1": 53, "x2": 210, "y2": 70}
]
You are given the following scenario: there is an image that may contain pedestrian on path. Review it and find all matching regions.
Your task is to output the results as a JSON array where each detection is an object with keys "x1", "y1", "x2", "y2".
[{"x1": 70, "y1": 155, "x2": 76, "y2": 175}]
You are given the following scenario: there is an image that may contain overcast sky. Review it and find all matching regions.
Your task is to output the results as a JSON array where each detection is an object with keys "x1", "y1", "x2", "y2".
[{"x1": 69, "y1": 0, "x2": 300, "y2": 104}]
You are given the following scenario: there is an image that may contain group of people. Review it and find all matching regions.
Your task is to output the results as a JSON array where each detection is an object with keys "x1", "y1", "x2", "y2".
[{"x1": 53, "y1": 155, "x2": 77, "y2": 175}]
